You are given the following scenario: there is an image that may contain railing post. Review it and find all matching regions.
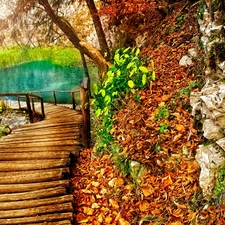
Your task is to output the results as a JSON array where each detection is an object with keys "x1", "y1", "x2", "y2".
[
  {"x1": 53, "y1": 91, "x2": 57, "y2": 105},
  {"x1": 25, "y1": 94, "x2": 33, "y2": 123},
  {"x1": 80, "y1": 77, "x2": 91, "y2": 148},
  {"x1": 71, "y1": 91, "x2": 76, "y2": 110},
  {"x1": 17, "y1": 97, "x2": 21, "y2": 109},
  {"x1": 41, "y1": 98, "x2": 45, "y2": 119}
]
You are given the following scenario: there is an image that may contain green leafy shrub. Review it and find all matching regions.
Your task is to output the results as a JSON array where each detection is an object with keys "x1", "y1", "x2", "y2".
[{"x1": 92, "y1": 47, "x2": 155, "y2": 152}]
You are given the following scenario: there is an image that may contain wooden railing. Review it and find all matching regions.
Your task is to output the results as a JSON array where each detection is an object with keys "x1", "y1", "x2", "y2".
[
  {"x1": 0, "y1": 84, "x2": 90, "y2": 148},
  {"x1": 30, "y1": 90, "x2": 80, "y2": 110},
  {"x1": 0, "y1": 93, "x2": 45, "y2": 123}
]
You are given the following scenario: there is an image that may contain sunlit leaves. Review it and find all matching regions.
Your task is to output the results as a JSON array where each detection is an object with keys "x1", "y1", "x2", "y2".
[
  {"x1": 142, "y1": 74, "x2": 147, "y2": 85},
  {"x1": 128, "y1": 80, "x2": 135, "y2": 88},
  {"x1": 139, "y1": 66, "x2": 149, "y2": 73},
  {"x1": 92, "y1": 83, "x2": 98, "y2": 95}
]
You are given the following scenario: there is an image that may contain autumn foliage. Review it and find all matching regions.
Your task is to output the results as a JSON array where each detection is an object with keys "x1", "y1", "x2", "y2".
[{"x1": 70, "y1": 1, "x2": 225, "y2": 224}]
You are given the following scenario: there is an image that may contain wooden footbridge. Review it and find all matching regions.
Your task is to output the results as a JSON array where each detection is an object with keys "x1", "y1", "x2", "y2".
[{"x1": 0, "y1": 89, "x2": 90, "y2": 224}]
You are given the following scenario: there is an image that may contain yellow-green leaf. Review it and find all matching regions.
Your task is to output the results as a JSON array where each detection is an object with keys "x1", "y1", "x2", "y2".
[
  {"x1": 142, "y1": 74, "x2": 147, "y2": 85},
  {"x1": 152, "y1": 70, "x2": 156, "y2": 81},
  {"x1": 127, "y1": 62, "x2": 134, "y2": 69},
  {"x1": 128, "y1": 80, "x2": 135, "y2": 88},
  {"x1": 104, "y1": 95, "x2": 111, "y2": 105},
  {"x1": 96, "y1": 108, "x2": 102, "y2": 117},
  {"x1": 114, "y1": 53, "x2": 120, "y2": 64},
  {"x1": 92, "y1": 83, "x2": 98, "y2": 95},
  {"x1": 135, "y1": 48, "x2": 140, "y2": 56},
  {"x1": 151, "y1": 60, "x2": 155, "y2": 69},
  {"x1": 99, "y1": 89, "x2": 106, "y2": 97},
  {"x1": 139, "y1": 66, "x2": 149, "y2": 73}
]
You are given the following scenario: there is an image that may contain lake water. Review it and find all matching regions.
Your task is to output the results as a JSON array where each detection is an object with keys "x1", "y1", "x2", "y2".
[{"x1": 0, "y1": 60, "x2": 84, "y2": 103}]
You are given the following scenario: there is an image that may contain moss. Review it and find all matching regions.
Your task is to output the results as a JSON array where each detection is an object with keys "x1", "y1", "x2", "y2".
[
  {"x1": 208, "y1": 42, "x2": 225, "y2": 71},
  {"x1": 215, "y1": 42, "x2": 225, "y2": 61}
]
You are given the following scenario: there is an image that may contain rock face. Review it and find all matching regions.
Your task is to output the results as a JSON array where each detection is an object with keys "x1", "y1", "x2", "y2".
[{"x1": 191, "y1": 3, "x2": 225, "y2": 198}]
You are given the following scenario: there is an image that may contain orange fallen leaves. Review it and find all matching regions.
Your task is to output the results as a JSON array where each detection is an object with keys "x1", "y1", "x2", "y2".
[{"x1": 70, "y1": 3, "x2": 225, "y2": 224}]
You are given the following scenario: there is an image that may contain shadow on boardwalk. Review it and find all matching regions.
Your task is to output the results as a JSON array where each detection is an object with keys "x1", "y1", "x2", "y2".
[{"x1": 0, "y1": 103, "x2": 83, "y2": 225}]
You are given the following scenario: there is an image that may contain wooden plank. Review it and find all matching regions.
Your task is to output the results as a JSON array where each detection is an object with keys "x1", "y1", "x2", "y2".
[
  {"x1": 0, "y1": 195, "x2": 73, "y2": 210},
  {"x1": 22, "y1": 221, "x2": 72, "y2": 225},
  {"x1": 0, "y1": 180, "x2": 69, "y2": 193},
  {"x1": 12, "y1": 127, "x2": 81, "y2": 135},
  {"x1": 0, "y1": 139, "x2": 82, "y2": 147},
  {"x1": 0, "y1": 159, "x2": 70, "y2": 171},
  {"x1": 0, "y1": 151, "x2": 71, "y2": 160},
  {"x1": 9, "y1": 128, "x2": 81, "y2": 137},
  {"x1": 0, "y1": 168, "x2": 69, "y2": 184},
  {"x1": 14, "y1": 121, "x2": 82, "y2": 130},
  {"x1": 0, "y1": 186, "x2": 67, "y2": 201},
  {"x1": 0, "y1": 145, "x2": 80, "y2": 152},
  {"x1": 1, "y1": 135, "x2": 81, "y2": 144},
  {"x1": 0, "y1": 213, "x2": 73, "y2": 225},
  {"x1": 0, "y1": 202, "x2": 73, "y2": 219}
]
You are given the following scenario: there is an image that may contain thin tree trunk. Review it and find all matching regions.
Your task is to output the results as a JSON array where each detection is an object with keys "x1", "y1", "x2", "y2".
[
  {"x1": 85, "y1": 0, "x2": 110, "y2": 60},
  {"x1": 38, "y1": 0, "x2": 110, "y2": 76}
]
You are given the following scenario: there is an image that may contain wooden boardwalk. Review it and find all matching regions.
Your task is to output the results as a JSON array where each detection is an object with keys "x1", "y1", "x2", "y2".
[{"x1": 0, "y1": 103, "x2": 83, "y2": 225}]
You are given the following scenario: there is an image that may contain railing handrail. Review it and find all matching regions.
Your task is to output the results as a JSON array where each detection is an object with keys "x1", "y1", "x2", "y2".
[
  {"x1": 30, "y1": 89, "x2": 80, "y2": 110},
  {"x1": 0, "y1": 92, "x2": 43, "y2": 100},
  {"x1": 0, "y1": 93, "x2": 45, "y2": 123},
  {"x1": 30, "y1": 90, "x2": 80, "y2": 93}
]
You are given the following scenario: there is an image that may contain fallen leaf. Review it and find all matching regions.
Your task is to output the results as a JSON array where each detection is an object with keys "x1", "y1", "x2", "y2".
[
  {"x1": 83, "y1": 207, "x2": 94, "y2": 215},
  {"x1": 109, "y1": 198, "x2": 119, "y2": 209},
  {"x1": 105, "y1": 215, "x2": 113, "y2": 223},
  {"x1": 139, "y1": 200, "x2": 150, "y2": 212},
  {"x1": 175, "y1": 124, "x2": 185, "y2": 133},
  {"x1": 119, "y1": 218, "x2": 130, "y2": 225},
  {"x1": 77, "y1": 219, "x2": 89, "y2": 223},
  {"x1": 141, "y1": 185, "x2": 154, "y2": 197}
]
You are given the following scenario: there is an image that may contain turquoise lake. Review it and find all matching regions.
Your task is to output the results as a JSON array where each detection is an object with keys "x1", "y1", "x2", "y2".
[{"x1": 0, "y1": 60, "x2": 84, "y2": 103}]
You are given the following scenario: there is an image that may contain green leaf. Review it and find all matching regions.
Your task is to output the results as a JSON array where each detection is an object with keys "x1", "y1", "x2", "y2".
[
  {"x1": 96, "y1": 108, "x2": 102, "y2": 117},
  {"x1": 152, "y1": 70, "x2": 156, "y2": 81},
  {"x1": 114, "y1": 53, "x2": 120, "y2": 64},
  {"x1": 116, "y1": 70, "x2": 121, "y2": 76},
  {"x1": 151, "y1": 60, "x2": 155, "y2": 69},
  {"x1": 127, "y1": 62, "x2": 134, "y2": 69},
  {"x1": 142, "y1": 74, "x2": 147, "y2": 85},
  {"x1": 135, "y1": 48, "x2": 140, "y2": 56},
  {"x1": 92, "y1": 83, "x2": 98, "y2": 95},
  {"x1": 129, "y1": 68, "x2": 136, "y2": 77},
  {"x1": 90, "y1": 99, "x2": 96, "y2": 105},
  {"x1": 99, "y1": 89, "x2": 106, "y2": 97},
  {"x1": 104, "y1": 95, "x2": 111, "y2": 105},
  {"x1": 123, "y1": 47, "x2": 130, "y2": 53},
  {"x1": 139, "y1": 66, "x2": 149, "y2": 73},
  {"x1": 112, "y1": 91, "x2": 118, "y2": 97},
  {"x1": 128, "y1": 80, "x2": 135, "y2": 88}
]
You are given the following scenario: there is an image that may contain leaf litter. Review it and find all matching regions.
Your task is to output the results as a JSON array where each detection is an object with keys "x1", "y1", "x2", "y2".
[{"x1": 70, "y1": 2, "x2": 225, "y2": 224}]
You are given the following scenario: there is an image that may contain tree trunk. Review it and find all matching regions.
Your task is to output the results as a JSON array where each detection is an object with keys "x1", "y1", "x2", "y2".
[
  {"x1": 38, "y1": 0, "x2": 110, "y2": 77},
  {"x1": 85, "y1": 0, "x2": 110, "y2": 61}
]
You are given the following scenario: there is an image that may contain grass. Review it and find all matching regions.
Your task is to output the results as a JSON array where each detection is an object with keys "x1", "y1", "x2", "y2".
[{"x1": 0, "y1": 46, "x2": 82, "y2": 69}]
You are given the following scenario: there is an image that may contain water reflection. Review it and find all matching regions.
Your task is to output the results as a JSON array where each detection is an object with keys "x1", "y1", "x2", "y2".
[{"x1": 0, "y1": 60, "x2": 84, "y2": 103}]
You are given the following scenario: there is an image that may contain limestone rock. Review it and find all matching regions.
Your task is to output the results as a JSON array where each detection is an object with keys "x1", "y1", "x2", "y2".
[
  {"x1": 188, "y1": 48, "x2": 198, "y2": 58},
  {"x1": 216, "y1": 138, "x2": 225, "y2": 151},
  {"x1": 196, "y1": 144, "x2": 225, "y2": 197},
  {"x1": 203, "y1": 119, "x2": 223, "y2": 140},
  {"x1": 179, "y1": 55, "x2": 192, "y2": 66}
]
